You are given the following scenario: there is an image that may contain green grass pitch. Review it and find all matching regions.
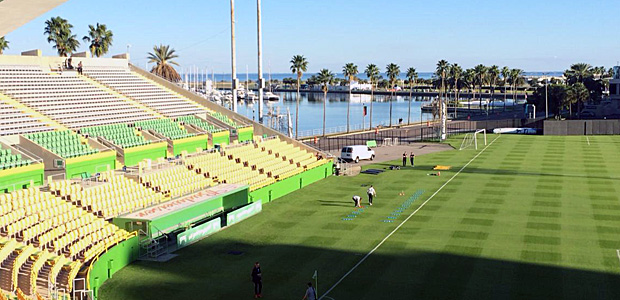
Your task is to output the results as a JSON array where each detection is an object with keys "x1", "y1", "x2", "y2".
[{"x1": 99, "y1": 134, "x2": 620, "y2": 300}]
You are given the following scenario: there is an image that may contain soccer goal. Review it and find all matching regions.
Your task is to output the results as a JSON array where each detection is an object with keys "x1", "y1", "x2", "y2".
[{"x1": 459, "y1": 129, "x2": 487, "y2": 150}]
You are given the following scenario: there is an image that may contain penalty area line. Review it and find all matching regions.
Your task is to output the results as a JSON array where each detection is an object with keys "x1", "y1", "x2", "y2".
[
  {"x1": 586, "y1": 136, "x2": 591, "y2": 146},
  {"x1": 319, "y1": 135, "x2": 501, "y2": 299}
]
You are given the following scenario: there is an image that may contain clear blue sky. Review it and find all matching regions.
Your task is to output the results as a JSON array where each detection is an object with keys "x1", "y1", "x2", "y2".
[{"x1": 4, "y1": 0, "x2": 619, "y2": 73}]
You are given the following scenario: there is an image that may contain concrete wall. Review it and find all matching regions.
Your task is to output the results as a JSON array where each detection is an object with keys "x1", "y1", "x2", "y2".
[
  {"x1": 544, "y1": 120, "x2": 620, "y2": 135},
  {"x1": 0, "y1": 54, "x2": 128, "y2": 69}
]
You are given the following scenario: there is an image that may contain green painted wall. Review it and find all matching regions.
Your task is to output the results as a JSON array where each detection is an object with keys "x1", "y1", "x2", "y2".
[
  {"x1": 123, "y1": 143, "x2": 168, "y2": 166},
  {"x1": 249, "y1": 162, "x2": 332, "y2": 203},
  {"x1": 88, "y1": 235, "x2": 139, "y2": 300},
  {"x1": 65, "y1": 152, "x2": 116, "y2": 179},
  {"x1": 173, "y1": 137, "x2": 207, "y2": 156},
  {"x1": 0, "y1": 164, "x2": 44, "y2": 193},
  {"x1": 148, "y1": 188, "x2": 248, "y2": 236},
  {"x1": 237, "y1": 127, "x2": 254, "y2": 143},
  {"x1": 212, "y1": 131, "x2": 230, "y2": 147}
]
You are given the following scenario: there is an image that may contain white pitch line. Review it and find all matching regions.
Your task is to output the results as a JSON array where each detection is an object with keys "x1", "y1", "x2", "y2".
[
  {"x1": 586, "y1": 136, "x2": 591, "y2": 146},
  {"x1": 616, "y1": 249, "x2": 620, "y2": 266},
  {"x1": 319, "y1": 135, "x2": 501, "y2": 299}
]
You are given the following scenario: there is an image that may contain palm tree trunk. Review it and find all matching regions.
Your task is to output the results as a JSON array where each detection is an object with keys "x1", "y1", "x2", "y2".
[
  {"x1": 369, "y1": 86, "x2": 374, "y2": 129},
  {"x1": 454, "y1": 80, "x2": 458, "y2": 117},
  {"x1": 295, "y1": 76, "x2": 300, "y2": 139},
  {"x1": 323, "y1": 89, "x2": 327, "y2": 136},
  {"x1": 503, "y1": 84, "x2": 507, "y2": 112},
  {"x1": 490, "y1": 83, "x2": 494, "y2": 114},
  {"x1": 469, "y1": 87, "x2": 473, "y2": 113},
  {"x1": 389, "y1": 90, "x2": 393, "y2": 127},
  {"x1": 347, "y1": 78, "x2": 351, "y2": 133},
  {"x1": 408, "y1": 82, "x2": 412, "y2": 124},
  {"x1": 513, "y1": 84, "x2": 516, "y2": 110},
  {"x1": 479, "y1": 81, "x2": 483, "y2": 113}
]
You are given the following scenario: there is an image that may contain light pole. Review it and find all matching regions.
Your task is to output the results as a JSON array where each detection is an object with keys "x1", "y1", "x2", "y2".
[
  {"x1": 544, "y1": 73, "x2": 549, "y2": 119},
  {"x1": 230, "y1": 0, "x2": 238, "y2": 112},
  {"x1": 257, "y1": 0, "x2": 264, "y2": 123}
]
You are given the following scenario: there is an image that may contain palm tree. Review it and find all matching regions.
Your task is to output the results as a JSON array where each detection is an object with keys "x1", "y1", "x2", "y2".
[
  {"x1": 564, "y1": 63, "x2": 593, "y2": 85},
  {"x1": 342, "y1": 63, "x2": 358, "y2": 132},
  {"x1": 364, "y1": 64, "x2": 380, "y2": 129},
  {"x1": 464, "y1": 68, "x2": 475, "y2": 113},
  {"x1": 473, "y1": 64, "x2": 487, "y2": 112},
  {"x1": 501, "y1": 66, "x2": 510, "y2": 111},
  {"x1": 509, "y1": 68, "x2": 524, "y2": 109},
  {"x1": 147, "y1": 44, "x2": 181, "y2": 82},
  {"x1": 290, "y1": 55, "x2": 308, "y2": 138},
  {"x1": 0, "y1": 37, "x2": 8, "y2": 55},
  {"x1": 44, "y1": 16, "x2": 80, "y2": 57},
  {"x1": 435, "y1": 60, "x2": 449, "y2": 138},
  {"x1": 385, "y1": 63, "x2": 400, "y2": 127},
  {"x1": 83, "y1": 23, "x2": 113, "y2": 57},
  {"x1": 487, "y1": 65, "x2": 500, "y2": 113},
  {"x1": 406, "y1": 67, "x2": 418, "y2": 124},
  {"x1": 450, "y1": 64, "x2": 463, "y2": 117},
  {"x1": 316, "y1": 69, "x2": 334, "y2": 136},
  {"x1": 565, "y1": 82, "x2": 589, "y2": 116}
]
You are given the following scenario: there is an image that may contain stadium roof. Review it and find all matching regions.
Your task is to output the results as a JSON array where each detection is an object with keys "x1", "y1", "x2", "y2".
[{"x1": 0, "y1": 0, "x2": 69, "y2": 37}]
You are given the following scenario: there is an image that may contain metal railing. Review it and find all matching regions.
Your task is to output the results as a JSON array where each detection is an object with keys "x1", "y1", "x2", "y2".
[{"x1": 305, "y1": 122, "x2": 477, "y2": 152}]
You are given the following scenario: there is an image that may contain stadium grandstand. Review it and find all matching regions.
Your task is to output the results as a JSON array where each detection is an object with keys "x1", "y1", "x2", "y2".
[{"x1": 0, "y1": 45, "x2": 332, "y2": 300}]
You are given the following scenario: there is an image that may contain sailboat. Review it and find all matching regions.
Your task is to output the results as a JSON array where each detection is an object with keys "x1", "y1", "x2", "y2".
[{"x1": 264, "y1": 66, "x2": 280, "y2": 101}]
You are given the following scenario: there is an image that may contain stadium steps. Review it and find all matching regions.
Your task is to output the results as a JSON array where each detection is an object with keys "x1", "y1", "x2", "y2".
[
  {"x1": 130, "y1": 71, "x2": 207, "y2": 115},
  {"x1": 17, "y1": 257, "x2": 33, "y2": 295},
  {"x1": 79, "y1": 74, "x2": 164, "y2": 120},
  {"x1": 0, "y1": 250, "x2": 19, "y2": 291},
  {"x1": 0, "y1": 92, "x2": 66, "y2": 131},
  {"x1": 34, "y1": 261, "x2": 54, "y2": 298}
]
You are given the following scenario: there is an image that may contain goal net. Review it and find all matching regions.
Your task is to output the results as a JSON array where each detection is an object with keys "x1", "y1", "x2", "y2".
[{"x1": 459, "y1": 129, "x2": 487, "y2": 150}]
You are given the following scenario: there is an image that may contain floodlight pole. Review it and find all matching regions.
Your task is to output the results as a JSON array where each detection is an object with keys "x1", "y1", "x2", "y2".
[
  {"x1": 230, "y1": 0, "x2": 238, "y2": 112},
  {"x1": 257, "y1": 0, "x2": 264, "y2": 123},
  {"x1": 544, "y1": 73, "x2": 549, "y2": 119}
]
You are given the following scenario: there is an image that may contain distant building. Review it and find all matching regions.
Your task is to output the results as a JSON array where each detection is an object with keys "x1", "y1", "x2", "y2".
[{"x1": 350, "y1": 80, "x2": 372, "y2": 91}]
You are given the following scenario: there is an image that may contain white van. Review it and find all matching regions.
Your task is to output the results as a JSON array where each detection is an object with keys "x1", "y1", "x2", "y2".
[{"x1": 341, "y1": 145, "x2": 375, "y2": 163}]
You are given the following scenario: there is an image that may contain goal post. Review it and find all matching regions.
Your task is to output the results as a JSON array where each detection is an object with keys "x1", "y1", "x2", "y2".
[
  {"x1": 474, "y1": 129, "x2": 487, "y2": 149},
  {"x1": 459, "y1": 129, "x2": 487, "y2": 150}
]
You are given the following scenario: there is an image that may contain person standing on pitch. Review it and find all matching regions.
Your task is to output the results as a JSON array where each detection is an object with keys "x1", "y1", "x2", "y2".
[
  {"x1": 302, "y1": 282, "x2": 317, "y2": 300},
  {"x1": 251, "y1": 262, "x2": 263, "y2": 298},
  {"x1": 352, "y1": 195, "x2": 361, "y2": 207},
  {"x1": 367, "y1": 185, "x2": 376, "y2": 206},
  {"x1": 402, "y1": 152, "x2": 407, "y2": 167},
  {"x1": 410, "y1": 152, "x2": 415, "y2": 167}
]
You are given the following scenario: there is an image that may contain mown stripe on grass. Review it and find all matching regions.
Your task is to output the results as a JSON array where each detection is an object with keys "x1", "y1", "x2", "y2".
[
  {"x1": 460, "y1": 218, "x2": 494, "y2": 226},
  {"x1": 526, "y1": 222, "x2": 561, "y2": 231},
  {"x1": 521, "y1": 250, "x2": 562, "y2": 262},
  {"x1": 319, "y1": 135, "x2": 501, "y2": 300},
  {"x1": 529, "y1": 211, "x2": 561, "y2": 218},
  {"x1": 523, "y1": 235, "x2": 561, "y2": 245}
]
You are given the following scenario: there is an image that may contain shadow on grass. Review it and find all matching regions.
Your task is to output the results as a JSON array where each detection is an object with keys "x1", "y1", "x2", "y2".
[
  {"x1": 460, "y1": 167, "x2": 620, "y2": 181},
  {"x1": 99, "y1": 241, "x2": 620, "y2": 300}
]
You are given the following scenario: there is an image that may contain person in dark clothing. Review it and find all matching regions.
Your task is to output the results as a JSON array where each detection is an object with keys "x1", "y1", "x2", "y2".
[
  {"x1": 402, "y1": 152, "x2": 407, "y2": 167},
  {"x1": 410, "y1": 152, "x2": 415, "y2": 167},
  {"x1": 302, "y1": 282, "x2": 317, "y2": 300},
  {"x1": 77, "y1": 61, "x2": 83, "y2": 75},
  {"x1": 251, "y1": 262, "x2": 263, "y2": 298}
]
